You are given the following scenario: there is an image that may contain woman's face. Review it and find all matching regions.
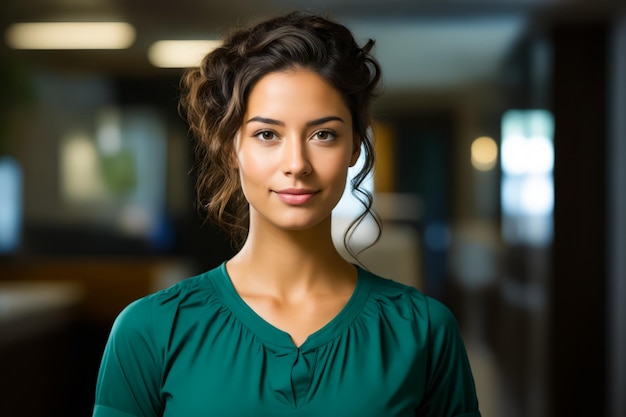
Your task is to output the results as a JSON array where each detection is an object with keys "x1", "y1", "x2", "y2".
[{"x1": 234, "y1": 68, "x2": 359, "y2": 232}]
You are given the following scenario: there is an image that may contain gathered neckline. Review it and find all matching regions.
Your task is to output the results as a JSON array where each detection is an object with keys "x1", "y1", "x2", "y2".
[{"x1": 209, "y1": 261, "x2": 374, "y2": 351}]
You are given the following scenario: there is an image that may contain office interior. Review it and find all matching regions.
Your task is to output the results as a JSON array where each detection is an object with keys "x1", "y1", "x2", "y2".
[{"x1": 0, "y1": 1, "x2": 624, "y2": 416}]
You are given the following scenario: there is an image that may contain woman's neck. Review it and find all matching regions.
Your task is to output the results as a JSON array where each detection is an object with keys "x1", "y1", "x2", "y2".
[{"x1": 226, "y1": 217, "x2": 355, "y2": 300}]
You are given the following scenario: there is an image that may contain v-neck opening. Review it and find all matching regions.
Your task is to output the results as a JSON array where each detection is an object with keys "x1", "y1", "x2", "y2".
[{"x1": 211, "y1": 262, "x2": 372, "y2": 350}]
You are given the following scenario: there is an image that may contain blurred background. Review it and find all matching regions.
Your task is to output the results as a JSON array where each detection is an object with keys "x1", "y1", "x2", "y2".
[{"x1": 0, "y1": 0, "x2": 624, "y2": 416}]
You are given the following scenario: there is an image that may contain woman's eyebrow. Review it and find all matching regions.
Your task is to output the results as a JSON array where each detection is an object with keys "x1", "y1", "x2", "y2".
[
  {"x1": 246, "y1": 116, "x2": 284, "y2": 126},
  {"x1": 246, "y1": 116, "x2": 345, "y2": 126},
  {"x1": 306, "y1": 116, "x2": 345, "y2": 126}
]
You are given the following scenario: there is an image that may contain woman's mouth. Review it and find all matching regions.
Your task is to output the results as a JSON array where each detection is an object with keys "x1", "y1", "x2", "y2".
[{"x1": 273, "y1": 188, "x2": 319, "y2": 205}]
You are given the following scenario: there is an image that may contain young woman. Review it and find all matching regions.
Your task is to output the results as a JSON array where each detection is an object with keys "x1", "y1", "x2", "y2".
[{"x1": 93, "y1": 12, "x2": 481, "y2": 417}]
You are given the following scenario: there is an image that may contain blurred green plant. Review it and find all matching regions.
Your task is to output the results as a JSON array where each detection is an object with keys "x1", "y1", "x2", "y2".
[{"x1": 100, "y1": 149, "x2": 137, "y2": 195}]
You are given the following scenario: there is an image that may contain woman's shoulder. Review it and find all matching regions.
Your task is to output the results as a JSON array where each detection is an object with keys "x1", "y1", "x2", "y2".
[
  {"x1": 361, "y1": 268, "x2": 459, "y2": 330},
  {"x1": 111, "y1": 264, "x2": 224, "y2": 333}
]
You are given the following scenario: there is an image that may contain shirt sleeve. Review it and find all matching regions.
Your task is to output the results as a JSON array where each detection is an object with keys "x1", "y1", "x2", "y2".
[
  {"x1": 415, "y1": 297, "x2": 481, "y2": 417},
  {"x1": 93, "y1": 296, "x2": 164, "y2": 417}
]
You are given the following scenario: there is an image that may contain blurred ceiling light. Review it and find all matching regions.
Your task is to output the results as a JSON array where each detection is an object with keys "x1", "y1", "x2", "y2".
[
  {"x1": 5, "y1": 22, "x2": 135, "y2": 49},
  {"x1": 471, "y1": 136, "x2": 498, "y2": 171},
  {"x1": 148, "y1": 40, "x2": 222, "y2": 68}
]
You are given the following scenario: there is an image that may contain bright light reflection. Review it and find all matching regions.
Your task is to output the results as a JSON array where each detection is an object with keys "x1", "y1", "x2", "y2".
[
  {"x1": 500, "y1": 109, "x2": 554, "y2": 246},
  {"x1": 520, "y1": 175, "x2": 554, "y2": 214},
  {"x1": 471, "y1": 136, "x2": 498, "y2": 171},
  {"x1": 526, "y1": 136, "x2": 554, "y2": 174},
  {"x1": 502, "y1": 177, "x2": 522, "y2": 216},
  {"x1": 504, "y1": 176, "x2": 554, "y2": 216},
  {"x1": 5, "y1": 22, "x2": 135, "y2": 49},
  {"x1": 501, "y1": 134, "x2": 528, "y2": 175},
  {"x1": 148, "y1": 40, "x2": 222, "y2": 68},
  {"x1": 502, "y1": 134, "x2": 553, "y2": 175}
]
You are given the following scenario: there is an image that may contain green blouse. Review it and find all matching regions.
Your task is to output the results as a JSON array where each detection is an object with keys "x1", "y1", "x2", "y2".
[{"x1": 93, "y1": 263, "x2": 481, "y2": 417}]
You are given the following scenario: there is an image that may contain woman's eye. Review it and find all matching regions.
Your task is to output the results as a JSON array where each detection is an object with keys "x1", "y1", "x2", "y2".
[
  {"x1": 256, "y1": 131, "x2": 277, "y2": 141},
  {"x1": 314, "y1": 130, "x2": 336, "y2": 141}
]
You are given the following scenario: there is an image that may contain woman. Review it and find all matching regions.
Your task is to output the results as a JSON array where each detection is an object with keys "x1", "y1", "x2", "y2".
[{"x1": 93, "y1": 11, "x2": 481, "y2": 417}]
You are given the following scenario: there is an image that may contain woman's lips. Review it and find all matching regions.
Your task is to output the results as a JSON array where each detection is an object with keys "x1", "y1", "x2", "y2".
[{"x1": 273, "y1": 188, "x2": 319, "y2": 205}]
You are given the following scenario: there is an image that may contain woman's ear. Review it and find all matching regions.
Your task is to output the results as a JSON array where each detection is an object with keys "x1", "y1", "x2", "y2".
[{"x1": 349, "y1": 135, "x2": 361, "y2": 167}]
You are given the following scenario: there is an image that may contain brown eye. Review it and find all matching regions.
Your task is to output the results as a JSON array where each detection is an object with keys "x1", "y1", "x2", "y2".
[
  {"x1": 314, "y1": 130, "x2": 336, "y2": 141},
  {"x1": 256, "y1": 131, "x2": 277, "y2": 141}
]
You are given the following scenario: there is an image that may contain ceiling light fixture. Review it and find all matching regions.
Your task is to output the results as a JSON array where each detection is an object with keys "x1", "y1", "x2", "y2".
[
  {"x1": 5, "y1": 22, "x2": 136, "y2": 50},
  {"x1": 148, "y1": 40, "x2": 222, "y2": 68}
]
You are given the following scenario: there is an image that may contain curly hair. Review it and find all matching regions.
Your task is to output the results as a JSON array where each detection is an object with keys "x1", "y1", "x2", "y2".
[{"x1": 179, "y1": 11, "x2": 382, "y2": 254}]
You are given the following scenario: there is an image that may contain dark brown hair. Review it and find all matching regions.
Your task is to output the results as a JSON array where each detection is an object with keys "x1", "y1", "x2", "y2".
[{"x1": 179, "y1": 11, "x2": 381, "y2": 255}]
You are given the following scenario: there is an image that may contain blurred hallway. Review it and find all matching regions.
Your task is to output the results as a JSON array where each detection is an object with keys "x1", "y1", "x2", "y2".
[{"x1": 1, "y1": 1, "x2": 624, "y2": 416}]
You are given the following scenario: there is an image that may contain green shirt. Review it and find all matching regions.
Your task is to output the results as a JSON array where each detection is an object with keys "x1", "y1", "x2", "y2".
[{"x1": 93, "y1": 263, "x2": 481, "y2": 417}]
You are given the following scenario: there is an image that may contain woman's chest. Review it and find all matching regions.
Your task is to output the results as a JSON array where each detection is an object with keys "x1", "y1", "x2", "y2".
[{"x1": 160, "y1": 328, "x2": 427, "y2": 417}]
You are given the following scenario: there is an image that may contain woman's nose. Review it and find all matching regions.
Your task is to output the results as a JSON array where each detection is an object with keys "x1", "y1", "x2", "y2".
[{"x1": 282, "y1": 138, "x2": 311, "y2": 177}]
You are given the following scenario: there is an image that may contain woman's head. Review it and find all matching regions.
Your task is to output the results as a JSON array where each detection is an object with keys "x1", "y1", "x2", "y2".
[{"x1": 180, "y1": 11, "x2": 381, "y2": 250}]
